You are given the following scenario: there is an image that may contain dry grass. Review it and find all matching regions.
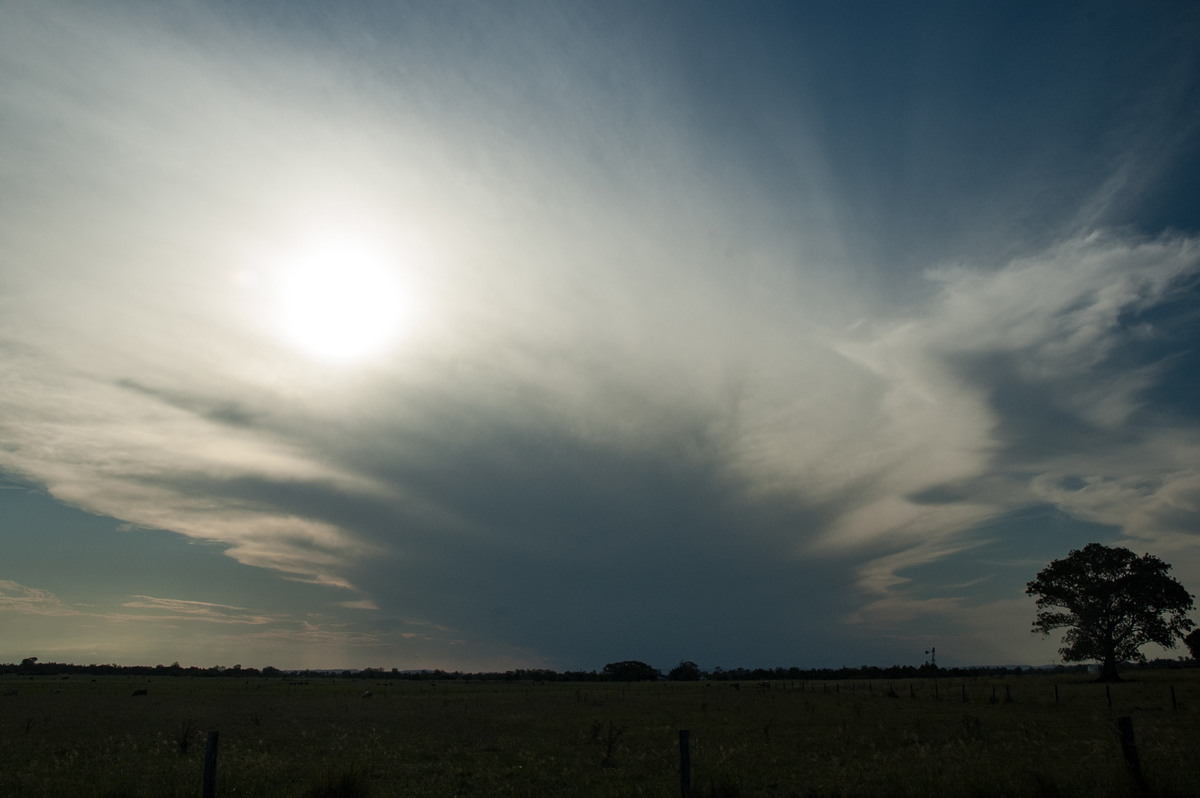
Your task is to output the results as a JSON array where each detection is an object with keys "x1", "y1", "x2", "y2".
[{"x1": 1, "y1": 669, "x2": 1198, "y2": 796}]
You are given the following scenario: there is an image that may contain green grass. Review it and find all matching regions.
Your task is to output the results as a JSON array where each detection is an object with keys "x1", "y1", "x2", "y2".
[{"x1": 2, "y1": 670, "x2": 1199, "y2": 796}]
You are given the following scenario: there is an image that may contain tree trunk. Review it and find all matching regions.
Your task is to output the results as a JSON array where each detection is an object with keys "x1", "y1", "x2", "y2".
[{"x1": 1097, "y1": 654, "x2": 1122, "y2": 682}]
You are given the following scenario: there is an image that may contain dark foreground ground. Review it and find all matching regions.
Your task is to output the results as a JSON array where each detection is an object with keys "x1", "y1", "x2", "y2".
[{"x1": 2, "y1": 668, "x2": 1199, "y2": 797}]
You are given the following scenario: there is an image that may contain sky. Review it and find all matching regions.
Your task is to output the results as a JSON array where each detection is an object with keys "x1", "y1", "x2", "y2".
[{"x1": 2, "y1": 0, "x2": 1199, "y2": 673}]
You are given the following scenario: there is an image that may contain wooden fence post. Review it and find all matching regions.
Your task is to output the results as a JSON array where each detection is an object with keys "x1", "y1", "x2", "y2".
[
  {"x1": 1106, "y1": 685, "x2": 1112, "y2": 710},
  {"x1": 1171, "y1": 685, "x2": 1177, "y2": 712},
  {"x1": 679, "y1": 730, "x2": 692, "y2": 798},
  {"x1": 203, "y1": 731, "x2": 219, "y2": 798},
  {"x1": 1116, "y1": 716, "x2": 1142, "y2": 783}
]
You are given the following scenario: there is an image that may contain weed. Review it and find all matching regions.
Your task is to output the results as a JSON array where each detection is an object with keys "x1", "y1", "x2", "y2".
[
  {"x1": 591, "y1": 719, "x2": 626, "y2": 767},
  {"x1": 301, "y1": 769, "x2": 370, "y2": 798},
  {"x1": 700, "y1": 779, "x2": 743, "y2": 797},
  {"x1": 175, "y1": 717, "x2": 196, "y2": 755}
]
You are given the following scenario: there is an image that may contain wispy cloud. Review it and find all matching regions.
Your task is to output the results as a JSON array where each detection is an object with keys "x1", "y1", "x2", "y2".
[
  {"x1": 2, "y1": 1, "x2": 1198, "y2": 669},
  {"x1": 0, "y1": 581, "x2": 78, "y2": 617},
  {"x1": 118, "y1": 596, "x2": 274, "y2": 625},
  {"x1": 839, "y1": 233, "x2": 1200, "y2": 629}
]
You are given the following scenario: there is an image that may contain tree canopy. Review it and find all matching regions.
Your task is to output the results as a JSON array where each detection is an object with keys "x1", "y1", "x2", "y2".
[
  {"x1": 1026, "y1": 543, "x2": 1195, "y2": 681},
  {"x1": 667, "y1": 660, "x2": 701, "y2": 681},
  {"x1": 1185, "y1": 629, "x2": 1200, "y2": 661},
  {"x1": 601, "y1": 660, "x2": 660, "y2": 681}
]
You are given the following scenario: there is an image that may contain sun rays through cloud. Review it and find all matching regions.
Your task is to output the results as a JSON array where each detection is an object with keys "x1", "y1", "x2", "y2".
[{"x1": 2, "y1": 0, "x2": 1199, "y2": 671}]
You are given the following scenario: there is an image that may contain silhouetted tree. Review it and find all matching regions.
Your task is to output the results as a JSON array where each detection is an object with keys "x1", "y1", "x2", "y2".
[
  {"x1": 1027, "y1": 543, "x2": 1194, "y2": 681},
  {"x1": 1184, "y1": 629, "x2": 1200, "y2": 661},
  {"x1": 667, "y1": 661, "x2": 701, "y2": 681},
  {"x1": 601, "y1": 660, "x2": 660, "y2": 681}
]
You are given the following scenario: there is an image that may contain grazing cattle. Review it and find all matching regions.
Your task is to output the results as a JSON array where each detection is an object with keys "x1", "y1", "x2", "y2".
[
  {"x1": 361, "y1": 690, "x2": 373, "y2": 699},
  {"x1": 2, "y1": 689, "x2": 18, "y2": 697},
  {"x1": 131, "y1": 689, "x2": 148, "y2": 697}
]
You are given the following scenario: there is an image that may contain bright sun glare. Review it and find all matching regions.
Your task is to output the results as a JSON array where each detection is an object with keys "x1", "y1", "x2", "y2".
[{"x1": 274, "y1": 235, "x2": 415, "y2": 362}]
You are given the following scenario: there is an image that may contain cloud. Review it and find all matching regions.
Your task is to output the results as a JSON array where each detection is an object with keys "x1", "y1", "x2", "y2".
[
  {"x1": 838, "y1": 233, "x2": 1200, "y2": 628},
  {"x1": 0, "y1": 581, "x2": 454, "y2": 668},
  {"x1": 2, "y1": 1, "x2": 1198, "y2": 670},
  {"x1": 119, "y1": 596, "x2": 274, "y2": 625},
  {"x1": 0, "y1": 581, "x2": 77, "y2": 617}
]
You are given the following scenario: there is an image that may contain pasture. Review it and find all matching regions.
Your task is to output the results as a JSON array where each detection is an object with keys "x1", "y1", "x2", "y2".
[{"x1": 2, "y1": 669, "x2": 1199, "y2": 797}]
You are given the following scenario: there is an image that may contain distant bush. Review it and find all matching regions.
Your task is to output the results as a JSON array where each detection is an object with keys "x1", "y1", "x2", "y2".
[
  {"x1": 602, "y1": 660, "x2": 661, "y2": 681},
  {"x1": 668, "y1": 660, "x2": 701, "y2": 681}
]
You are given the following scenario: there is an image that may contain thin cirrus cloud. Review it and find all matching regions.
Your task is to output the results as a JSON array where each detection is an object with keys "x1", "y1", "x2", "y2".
[
  {"x1": 1, "y1": 0, "x2": 1198, "y2": 670},
  {"x1": 0, "y1": 580, "x2": 76, "y2": 617},
  {"x1": 0, "y1": 578, "x2": 413, "y2": 667}
]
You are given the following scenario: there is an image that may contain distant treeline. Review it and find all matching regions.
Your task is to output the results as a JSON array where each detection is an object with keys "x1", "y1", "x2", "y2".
[{"x1": 1, "y1": 655, "x2": 1192, "y2": 681}]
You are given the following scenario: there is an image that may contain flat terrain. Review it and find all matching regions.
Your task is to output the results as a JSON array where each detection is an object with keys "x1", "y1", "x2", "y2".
[{"x1": 2, "y1": 669, "x2": 1199, "y2": 797}]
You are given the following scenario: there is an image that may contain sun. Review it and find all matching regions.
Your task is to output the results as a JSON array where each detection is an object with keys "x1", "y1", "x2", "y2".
[{"x1": 273, "y1": 234, "x2": 415, "y2": 362}]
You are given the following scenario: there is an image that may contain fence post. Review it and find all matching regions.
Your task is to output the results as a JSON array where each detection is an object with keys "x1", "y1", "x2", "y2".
[
  {"x1": 1116, "y1": 716, "x2": 1142, "y2": 783},
  {"x1": 203, "y1": 731, "x2": 219, "y2": 798},
  {"x1": 1106, "y1": 685, "x2": 1112, "y2": 710},
  {"x1": 679, "y1": 730, "x2": 691, "y2": 798},
  {"x1": 1171, "y1": 685, "x2": 1178, "y2": 712},
  {"x1": 1054, "y1": 684, "x2": 1059, "y2": 706}
]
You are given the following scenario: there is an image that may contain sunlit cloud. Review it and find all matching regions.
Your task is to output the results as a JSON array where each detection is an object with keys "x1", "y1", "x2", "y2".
[
  {"x1": 840, "y1": 234, "x2": 1200, "y2": 620},
  {"x1": 0, "y1": 581, "x2": 78, "y2": 617},
  {"x1": 119, "y1": 596, "x2": 274, "y2": 625},
  {"x1": 2, "y1": 0, "x2": 1198, "y2": 670}
]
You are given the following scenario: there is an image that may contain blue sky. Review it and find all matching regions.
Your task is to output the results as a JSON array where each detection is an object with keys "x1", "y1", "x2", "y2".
[{"x1": 2, "y1": 0, "x2": 1199, "y2": 672}]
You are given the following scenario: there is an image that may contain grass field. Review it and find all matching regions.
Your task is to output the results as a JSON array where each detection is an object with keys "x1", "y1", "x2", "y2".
[{"x1": 2, "y1": 669, "x2": 1199, "y2": 797}]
